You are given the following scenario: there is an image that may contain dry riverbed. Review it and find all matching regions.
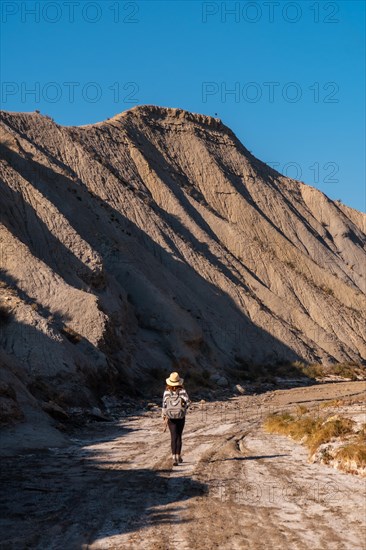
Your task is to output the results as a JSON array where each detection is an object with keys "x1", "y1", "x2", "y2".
[{"x1": 1, "y1": 381, "x2": 365, "y2": 550}]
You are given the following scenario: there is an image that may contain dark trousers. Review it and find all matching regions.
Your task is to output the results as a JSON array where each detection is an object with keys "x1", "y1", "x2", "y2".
[{"x1": 168, "y1": 417, "x2": 185, "y2": 454}]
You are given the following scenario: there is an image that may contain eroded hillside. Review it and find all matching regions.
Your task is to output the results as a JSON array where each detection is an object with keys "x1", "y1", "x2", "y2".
[{"x1": 0, "y1": 105, "x2": 365, "y2": 438}]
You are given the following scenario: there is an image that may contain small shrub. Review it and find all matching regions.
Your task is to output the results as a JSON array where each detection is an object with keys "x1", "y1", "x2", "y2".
[
  {"x1": 273, "y1": 362, "x2": 365, "y2": 381},
  {"x1": 357, "y1": 423, "x2": 366, "y2": 442},
  {"x1": 264, "y1": 412, "x2": 298, "y2": 435},
  {"x1": 264, "y1": 412, "x2": 355, "y2": 454},
  {"x1": 296, "y1": 404, "x2": 309, "y2": 415},
  {"x1": 335, "y1": 443, "x2": 366, "y2": 469},
  {"x1": 288, "y1": 416, "x2": 320, "y2": 442},
  {"x1": 300, "y1": 363, "x2": 327, "y2": 379},
  {"x1": 331, "y1": 363, "x2": 360, "y2": 380},
  {"x1": 307, "y1": 417, "x2": 355, "y2": 454},
  {"x1": 265, "y1": 407, "x2": 365, "y2": 476}
]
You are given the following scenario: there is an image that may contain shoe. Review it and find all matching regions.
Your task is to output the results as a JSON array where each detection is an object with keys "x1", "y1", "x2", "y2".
[
  {"x1": 172, "y1": 454, "x2": 178, "y2": 466},
  {"x1": 178, "y1": 455, "x2": 183, "y2": 463}
]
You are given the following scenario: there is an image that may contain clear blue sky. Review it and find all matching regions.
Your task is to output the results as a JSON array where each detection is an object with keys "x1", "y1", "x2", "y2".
[{"x1": 1, "y1": 0, "x2": 365, "y2": 211}]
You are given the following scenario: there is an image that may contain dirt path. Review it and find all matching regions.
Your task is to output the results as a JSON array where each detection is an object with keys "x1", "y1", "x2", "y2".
[{"x1": 1, "y1": 381, "x2": 365, "y2": 550}]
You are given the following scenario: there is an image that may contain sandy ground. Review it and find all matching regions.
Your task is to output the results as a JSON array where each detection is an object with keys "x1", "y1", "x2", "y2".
[{"x1": 1, "y1": 381, "x2": 365, "y2": 550}]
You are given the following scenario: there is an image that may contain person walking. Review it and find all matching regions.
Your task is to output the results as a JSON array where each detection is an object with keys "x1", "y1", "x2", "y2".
[{"x1": 162, "y1": 372, "x2": 190, "y2": 466}]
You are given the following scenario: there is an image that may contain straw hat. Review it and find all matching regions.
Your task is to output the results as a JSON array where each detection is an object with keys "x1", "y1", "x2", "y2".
[{"x1": 166, "y1": 371, "x2": 184, "y2": 386}]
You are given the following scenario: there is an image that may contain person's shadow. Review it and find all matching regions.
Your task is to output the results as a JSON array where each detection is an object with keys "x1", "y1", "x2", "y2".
[{"x1": 0, "y1": 424, "x2": 208, "y2": 549}]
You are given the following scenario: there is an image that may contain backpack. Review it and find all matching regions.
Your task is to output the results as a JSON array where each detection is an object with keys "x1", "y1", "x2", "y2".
[{"x1": 165, "y1": 390, "x2": 186, "y2": 419}]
